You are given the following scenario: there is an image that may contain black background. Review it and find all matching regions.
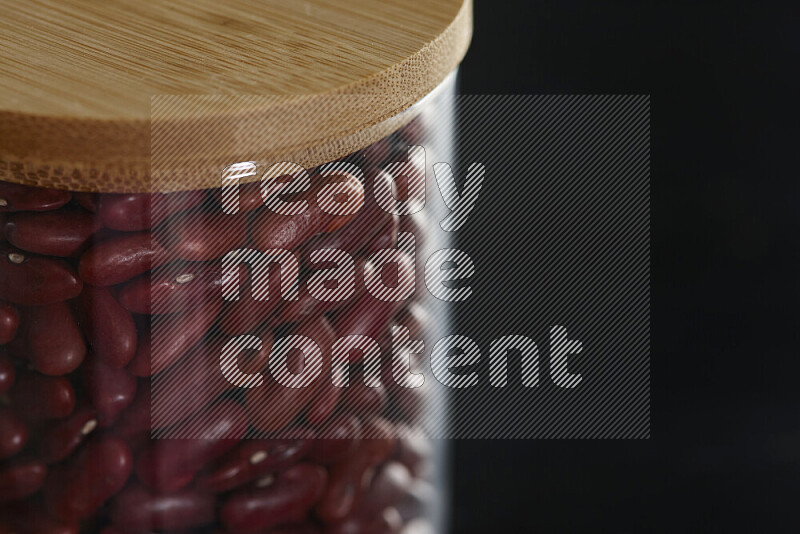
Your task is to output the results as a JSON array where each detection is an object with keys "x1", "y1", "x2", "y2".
[{"x1": 452, "y1": 1, "x2": 797, "y2": 532}]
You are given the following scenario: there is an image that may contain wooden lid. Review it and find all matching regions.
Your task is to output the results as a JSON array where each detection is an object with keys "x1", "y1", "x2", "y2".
[{"x1": 0, "y1": 0, "x2": 471, "y2": 192}]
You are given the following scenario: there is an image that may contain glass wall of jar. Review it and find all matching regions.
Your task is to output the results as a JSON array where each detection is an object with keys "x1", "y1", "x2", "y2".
[{"x1": 0, "y1": 72, "x2": 457, "y2": 534}]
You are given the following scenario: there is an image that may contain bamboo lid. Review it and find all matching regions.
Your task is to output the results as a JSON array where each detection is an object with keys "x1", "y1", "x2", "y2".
[{"x1": 0, "y1": 0, "x2": 471, "y2": 192}]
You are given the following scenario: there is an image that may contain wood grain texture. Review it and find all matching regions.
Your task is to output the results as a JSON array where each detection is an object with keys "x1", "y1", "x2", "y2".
[{"x1": 0, "y1": 0, "x2": 471, "y2": 192}]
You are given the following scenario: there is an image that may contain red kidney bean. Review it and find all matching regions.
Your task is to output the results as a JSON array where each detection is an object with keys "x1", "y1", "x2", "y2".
[
  {"x1": 398, "y1": 209, "x2": 428, "y2": 250},
  {"x1": 220, "y1": 463, "x2": 327, "y2": 533},
  {"x1": 309, "y1": 415, "x2": 362, "y2": 465},
  {"x1": 73, "y1": 192, "x2": 100, "y2": 213},
  {"x1": 0, "y1": 354, "x2": 15, "y2": 394},
  {"x1": 0, "y1": 302, "x2": 19, "y2": 344},
  {"x1": 219, "y1": 289, "x2": 281, "y2": 337},
  {"x1": 21, "y1": 302, "x2": 86, "y2": 376},
  {"x1": 0, "y1": 182, "x2": 71, "y2": 213},
  {"x1": 162, "y1": 210, "x2": 248, "y2": 262},
  {"x1": 364, "y1": 214, "x2": 400, "y2": 254},
  {"x1": 11, "y1": 372, "x2": 75, "y2": 420},
  {"x1": 331, "y1": 297, "x2": 398, "y2": 364},
  {"x1": 82, "y1": 354, "x2": 137, "y2": 427},
  {"x1": 109, "y1": 380, "x2": 150, "y2": 438},
  {"x1": 320, "y1": 171, "x2": 366, "y2": 233},
  {"x1": 43, "y1": 436, "x2": 133, "y2": 521},
  {"x1": 342, "y1": 374, "x2": 387, "y2": 418},
  {"x1": 246, "y1": 317, "x2": 335, "y2": 433},
  {"x1": 126, "y1": 298, "x2": 221, "y2": 376},
  {"x1": 0, "y1": 501, "x2": 80, "y2": 534},
  {"x1": 249, "y1": 189, "x2": 334, "y2": 252},
  {"x1": 0, "y1": 458, "x2": 47, "y2": 502},
  {"x1": 147, "y1": 345, "x2": 230, "y2": 429},
  {"x1": 78, "y1": 231, "x2": 170, "y2": 286},
  {"x1": 4, "y1": 207, "x2": 101, "y2": 257},
  {"x1": 119, "y1": 262, "x2": 245, "y2": 315},
  {"x1": 212, "y1": 180, "x2": 261, "y2": 214},
  {"x1": 305, "y1": 379, "x2": 341, "y2": 426},
  {"x1": 196, "y1": 438, "x2": 314, "y2": 493},
  {"x1": 0, "y1": 245, "x2": 82, "y2": 305},
  {"x1": 97, "y1": 190, "x2": 206, "y2": 232},
  {"x1": 78, "y1": 286, "x2": 137, "y2": 367},
  {"x1": 136, "y1": 399, "x2": 248, "y2": 491},
  {"x1": 38, "y1": 405, "x2": 98, "y2": 463},
  {"x1": 303, "y1": 172, "x2": 395, "y2": 255},
  {"x1": 278, "y1": 257, "x2": 373, "y2": 325},
  {"x1": 0, "y1": 408, "x2": 28, "y2": 459},
  {"x1": 149, "y1": 325, "x2": 272, "y2": 431},
  {"x1": 314, "y1": 419, "x2": 396, "y2": 524},
  {"x1": 110, "y1": 483, "x2": 216, "y2": 532}
]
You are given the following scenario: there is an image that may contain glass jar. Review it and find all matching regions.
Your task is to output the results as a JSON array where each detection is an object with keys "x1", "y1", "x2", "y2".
[{"x1": 0, "y1": 44, "x2": 461, "y2": 534}]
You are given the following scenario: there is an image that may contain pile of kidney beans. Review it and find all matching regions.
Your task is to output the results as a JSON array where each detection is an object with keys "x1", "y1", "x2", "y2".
[{"x1": 0, "y1": 121, "x2": 437, "y2": 534}]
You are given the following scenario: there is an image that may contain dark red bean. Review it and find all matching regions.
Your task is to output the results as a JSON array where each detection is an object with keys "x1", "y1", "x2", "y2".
[
  {"x1": 0, "y1": 245, "x2": 82, "y2": 305},
  {"x1": 0, "y1": 182, "x2": 71, "y2": 213},
  {"x1": 78, "y1": 231, "x2": 169, "y2": 286},
  {"x1": 314, "y1": 419, "x2": 396, "y2": 524},
  {"x1": 249, "y1": 189, "x2": 334, "y2": 251},
  {"x1": 0, "y1": 302, "x2": 19, "y2": 344},
  {"x1": 147, "y1": 343, "x2": 232, "y2": 429},
  {"x1": 0, "y1": 500, "x2": 80, "y2": 534},
  {"x1": 82, "y1": 354, "x2": 137, "y2": 427},
  {"x1": 38, "y1": 405, "x2": 99, "y2": 463},
  {"x1": 126, "y1": 298, "x2": 221, "y2": 376},
  {"x1": 11, "y1": 372, "x2": 75, "y2": 420},
  {"x1": 44, "y1": 437, "x2": 133, "y2": 521},
  {"x1": 73, "y1": 192, "x2": 100, "y2": 213},
  {"x1": 196, "y1": 438, "x2": 314, "y2": 493},
  {"x1": 136, "y1": 399, "x2": 248, "y2": 492},
  {"x1": 341, "y1": 374, "x2": 387, "y2": 418},
  {"x1": 0, "y1": 408, "x2": 28, "y2": 459},
  {"x1": 4, "y1": 207, "x2": 101, "y2": 257},
  {"x1": 220, "y1": 463, "x2": 327, "y2": 533},
  {"x1": 22, "y1": 302, "x2": 86, "y2": 376},
  {"x1": 97, "y1": 190, "x2": 206, "y2": 232},
  {"x1": 277, "y1": 258, "x2": 373, "y2": 325},
  {"x1": 162, "y1": 210, "x2": 248, "y2": 261},
  {"x1": 0, "y1": 458, "x2": 47, "y2": 502},
  {"x1": 78, "y1": 286, "x2": 137, "y2": 367},
  {"x1": 331, "y1": 297, "x2": 398, "y2": 363},
  {"x1": 119, "y1": 262, "x2": 246, "y2": 315},
  {"x1": 246, "y1": 317, "x2": 335, "y2": 433},
  {"x1": 319, "y1": 171, "x2": 366, "y2": 233},
  {"x1": 309, "y1": 415, "x2": 362, "y2": 464},
  {"x1": 0, "y1": 354, "x2": 15, "y2": 394},
  {"x1": 303, "y1": 171, "x2": 395, "y2": 254},
  {"x1": 212, "y1": 180, "x2": 272, "y2": 214},
  {"x1": 305, "y1": 379, "x2": 341, "y2": 426},
  {"x1": 260, "y1": 523, "x2": 322, "y2": 534},
  {"x1": 109, "y1": 380, "x2": 151, "y2": 438},
  {"x1": 364, "y1": 214, "x2": 400, "y2": 254},
  {"x1": 219, "y1": 287, "x2": 281, "y2": 337},
  {"x1": 110, "y1": 483, "x2": 215, "y2": 532}
]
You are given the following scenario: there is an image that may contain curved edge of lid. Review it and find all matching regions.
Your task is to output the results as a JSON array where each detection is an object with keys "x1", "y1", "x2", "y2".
[{"x1": 0, "y1": 0, "x2": 472, "y2": 193}]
